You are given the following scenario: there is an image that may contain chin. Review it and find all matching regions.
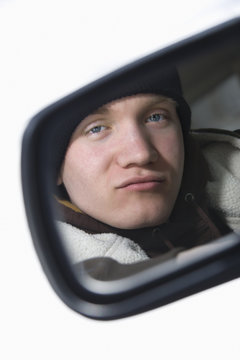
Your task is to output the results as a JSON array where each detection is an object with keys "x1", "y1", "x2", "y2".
[{"x1": 111, "y1": 211, "x2": 170, "y2": 230}]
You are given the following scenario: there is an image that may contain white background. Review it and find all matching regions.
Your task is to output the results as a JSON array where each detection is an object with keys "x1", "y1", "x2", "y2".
[{"x1": 1, "y1": 0, "x2": 240, "y2": 359}]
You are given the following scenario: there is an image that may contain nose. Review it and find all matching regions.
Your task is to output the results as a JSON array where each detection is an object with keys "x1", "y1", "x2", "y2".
[{"x1": 116, "y1": 125, "x2": 159, "y2": 168}]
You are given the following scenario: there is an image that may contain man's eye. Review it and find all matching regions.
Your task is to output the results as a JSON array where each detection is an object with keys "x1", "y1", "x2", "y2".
[
  {"x1": 146, "y1": 113, "x2": 166, "y2": 122},
  {"x1": 89, "y1": 125, "x2": 106, "y2": 134}
]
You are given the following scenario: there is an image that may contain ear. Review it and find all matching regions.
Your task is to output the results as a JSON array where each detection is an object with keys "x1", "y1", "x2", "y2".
[
  {"x1": 57, "y1": 165, "x2": 64, "y2": 185},
  {"x1": 57, "y1": 160, "x2": 65, "y2": 185},
  {"x1": 57, "y1": 175, "x2": 62, "y2": 185}
]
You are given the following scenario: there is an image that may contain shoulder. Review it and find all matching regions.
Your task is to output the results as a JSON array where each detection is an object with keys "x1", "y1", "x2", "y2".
[
  {"x1": 190, "y1": 129, "x2": 240, "y2": 232},
  {"x1": 56, "y1": 221, "x2": 149, "y2": 265},
  {"x1": 190, "y1": 128, "x2": 240, "y2": 148},
  {"x1": 191, "y1": 129, "x2": 240, "y2": 182}
]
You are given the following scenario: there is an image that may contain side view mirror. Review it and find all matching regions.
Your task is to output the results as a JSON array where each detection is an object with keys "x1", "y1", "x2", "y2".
[{"x1": 21, "y1": 18, "x2": 240, "y2": 320}]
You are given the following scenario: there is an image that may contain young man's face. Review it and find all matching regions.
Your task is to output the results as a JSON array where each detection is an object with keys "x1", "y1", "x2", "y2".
[{"x1": 60, "y1": 94, "x2": 185, "y2": 229}]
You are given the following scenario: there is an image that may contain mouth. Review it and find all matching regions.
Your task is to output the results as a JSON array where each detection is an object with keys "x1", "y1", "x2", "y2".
[{"x1": 117, "y1": 176, "x2": 166, "y2": 191}]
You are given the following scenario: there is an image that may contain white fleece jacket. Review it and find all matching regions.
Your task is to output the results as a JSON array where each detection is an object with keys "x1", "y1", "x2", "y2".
[
  {"x1": 57, "y1": 222, "x2": 149, "y2": 264},
  {"x1": 193, "y1": 130, "x2": 240, "y2": 233},
  {"x1": 57, "y1": 130, "x2": 240, "y2": 264}
]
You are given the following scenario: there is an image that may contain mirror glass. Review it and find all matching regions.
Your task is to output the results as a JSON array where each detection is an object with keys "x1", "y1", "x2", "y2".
[{"x1": 50, "y1": 33, "x2": 240, "y2": 282}]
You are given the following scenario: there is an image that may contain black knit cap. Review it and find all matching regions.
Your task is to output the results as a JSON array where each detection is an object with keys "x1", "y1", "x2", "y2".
[{"x1": 51, "y1": 65, "x2": 191, "y2": 178}]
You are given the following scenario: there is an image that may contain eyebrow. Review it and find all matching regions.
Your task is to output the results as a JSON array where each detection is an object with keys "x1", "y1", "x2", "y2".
[
  {"x1": 91, "y1": 106, "x2": 109, "y2": 116},
  {"x1": 90, "y1": 96, "x2": 177, "y2": 117},
  {"x1": 145, "y1": 97, "x2": 177, "y2": 108}
]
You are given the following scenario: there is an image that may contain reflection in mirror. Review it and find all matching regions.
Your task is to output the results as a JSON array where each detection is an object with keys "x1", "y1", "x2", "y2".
[{"x1": 52, "y1": 36, "x2": 240, "y2": 281}]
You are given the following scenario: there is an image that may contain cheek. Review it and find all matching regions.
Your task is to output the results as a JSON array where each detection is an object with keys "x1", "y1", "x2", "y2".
[
  {"x1": 62, "y1": 142, "x2": 111, "y2": 195},
  {"x1": 64, "y1": 145, "x2": 93, "y2": 185},
  {"x1": 169, "y1": 133, "x2": 184, "y2": 166},
  {"x1": 155, "y1": 129, "x2": 184, "y2": 170}
]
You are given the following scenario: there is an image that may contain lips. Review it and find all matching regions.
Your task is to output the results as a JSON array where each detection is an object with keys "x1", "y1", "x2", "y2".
[{"x1": 117, "y1": 175, "x2": 166, "y2": 189}]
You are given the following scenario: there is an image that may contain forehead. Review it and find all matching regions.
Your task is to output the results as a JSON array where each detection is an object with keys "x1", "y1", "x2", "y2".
[{"x1": 91, "y1": 94, "x2": 177, "y2": 115}]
